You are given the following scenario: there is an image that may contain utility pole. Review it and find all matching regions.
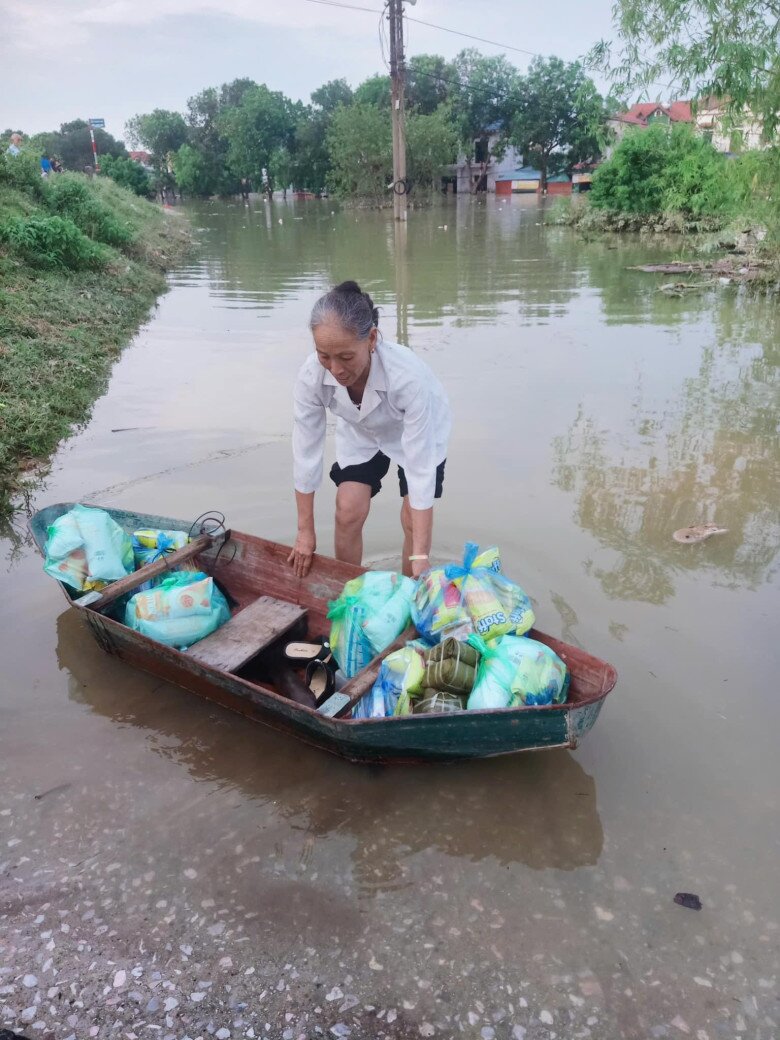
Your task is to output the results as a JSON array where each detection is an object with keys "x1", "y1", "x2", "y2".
[{"x1": 388, "y1": 0, "x2": 408, "y2": 222}]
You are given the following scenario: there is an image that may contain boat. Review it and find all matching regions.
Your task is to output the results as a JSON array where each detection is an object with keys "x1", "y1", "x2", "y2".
[{"x1": 30, "y1": 503, "x2": 618, "y2": 764}]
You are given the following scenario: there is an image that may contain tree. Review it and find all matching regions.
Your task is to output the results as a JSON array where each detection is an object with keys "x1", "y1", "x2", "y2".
[
  {"x1": 406, "y1": 54, "x2": 457, "y2": 115},
  {"x1": 125, "y1": 109, "x2": 189, "y2": 170},
  {"x1": 172, "y1": 143, "x2": 216, "y2": 197},
  {"x1": 29, "y1": 120, "x2": 127, "y2": 171},
  {"x1": 99, "y1": 154, "x2": 151, "y2": 197},
  {"x1": 591, "y1": 0, "x2": 780, "y2": 136},
  {"x1": 311, "y1": 79, "x2": 354, "y2": 113},
  {"x1": 451, "y1": 49, "x2": 521, "y2": 189},
  {"x1": 327, "y1": 103, "x2": 392, "y2": 200},
  {"x1": 406, "y1": 106, "x2": 458, "y2": 189},
  {"x1": 509, "y1": 57, "x2": 610, "y2": 191},
  {"x1": 354, "y1": 74, "x2": 391, "y2": 109},
  {"x1": 219, "y1": 84, "x2": 297, "y2": 191}
]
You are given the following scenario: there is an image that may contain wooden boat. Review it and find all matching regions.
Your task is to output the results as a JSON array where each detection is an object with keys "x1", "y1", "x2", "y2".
[{"x1": 30, "y1": 503, "x2": 618, "y2": 764}]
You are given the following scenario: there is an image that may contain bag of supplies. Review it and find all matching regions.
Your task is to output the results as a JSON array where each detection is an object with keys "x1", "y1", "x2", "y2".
[
  {"x1": 328, "y1": 571, "x2": 416, "y2": 678},
  {"x1": 466, "y1": 634, "x2": 569, "y2": 711},
  {"x1": 44, "y1": 504, "x2": 134, "y2": 592},
  {"x1": 124, "y1": 571, "x2": 230, "y2": 649},
  {"x1": 356, "y1": 645, "x2": 425, "y2": 718},
  {"x1": 412, "y1": 542, "x2": 535, "y2": 645}
]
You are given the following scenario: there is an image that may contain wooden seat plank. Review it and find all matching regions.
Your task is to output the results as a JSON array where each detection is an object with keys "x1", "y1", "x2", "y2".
[{"x1": 186, "y1": 595, "x2": 306, "y2": 673}]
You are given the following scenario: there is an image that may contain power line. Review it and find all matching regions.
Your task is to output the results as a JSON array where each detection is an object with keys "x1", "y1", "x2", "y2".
[
  {"x1": 405, "y1": 15, "x2": 541, "y2": 58},
  {"x1": 300, "y1": 0, "x2": 382, "y2": 12}
]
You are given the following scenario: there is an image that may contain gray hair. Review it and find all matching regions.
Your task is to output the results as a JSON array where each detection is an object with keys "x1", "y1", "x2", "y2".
[{"x1": 309, "y1": 280, "x2": 379, "y2": 340}]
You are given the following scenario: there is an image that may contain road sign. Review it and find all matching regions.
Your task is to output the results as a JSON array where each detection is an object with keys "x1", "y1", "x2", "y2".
[{"x1": 89, "y1": 118, "x2": 105, "y2": 128}]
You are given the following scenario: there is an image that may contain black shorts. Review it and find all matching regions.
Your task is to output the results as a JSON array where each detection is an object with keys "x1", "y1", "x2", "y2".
[{"x1": 329, "y1": 451, "x2": 446, "y2": 500}]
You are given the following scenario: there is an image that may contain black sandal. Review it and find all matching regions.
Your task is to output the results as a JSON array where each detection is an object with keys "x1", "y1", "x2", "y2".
[
  {"x1": 306, "y1": 658, "x2": 336, "y2": 705},
  {"x1": 284, "y1": 638, "x2": 333, "y2": 665}
]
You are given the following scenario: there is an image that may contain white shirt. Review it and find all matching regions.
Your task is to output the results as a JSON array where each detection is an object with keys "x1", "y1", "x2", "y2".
[{"x1": 293, "y1": 340, "x2": 451, "y2": 510}]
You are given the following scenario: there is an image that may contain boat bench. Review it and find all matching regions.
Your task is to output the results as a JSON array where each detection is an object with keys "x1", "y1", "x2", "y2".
[{"x1": 185, "y1": 595, "x2": 307, "y2": 673}]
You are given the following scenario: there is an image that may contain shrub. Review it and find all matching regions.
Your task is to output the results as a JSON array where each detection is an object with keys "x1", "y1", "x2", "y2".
[
  {"x1": 591, "y1": 123, "x2": 734, "y2": 216},
  {"x1": 0, "y1": 214, "x2": 109, "y2": 270},
  {"x1": 46, "y1": 175, "x2": 135, "y2": 248},
  {"x1": 99, "y1": 154, "x2": 152, "y2": 198},
  {"x1": 0, "y1": 151, "x2": 48, "y2": 200}
]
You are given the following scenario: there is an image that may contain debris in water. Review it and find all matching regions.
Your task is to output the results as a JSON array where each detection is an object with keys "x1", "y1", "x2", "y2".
[
  {"x1": 674, "y1": 892, "x2": 702, "y2": 911},
  {"x1": 672, "y1": 524, "x2": 728, "y2": 544}
]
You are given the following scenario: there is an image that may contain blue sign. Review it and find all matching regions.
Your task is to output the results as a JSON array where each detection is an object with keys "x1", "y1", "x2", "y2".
[{"x1": 89, "y1": 118, "x2": 105, "y2": 128}]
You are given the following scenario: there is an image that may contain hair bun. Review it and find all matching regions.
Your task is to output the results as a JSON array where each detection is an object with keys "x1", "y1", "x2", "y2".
[{"x1": 334, "y1": 280, "x2": 363, "y2": 295}]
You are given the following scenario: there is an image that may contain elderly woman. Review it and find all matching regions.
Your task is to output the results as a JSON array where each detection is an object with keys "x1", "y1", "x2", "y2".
[{"x1": 289, "y1": 280, "x2": 451, "y2": 580}]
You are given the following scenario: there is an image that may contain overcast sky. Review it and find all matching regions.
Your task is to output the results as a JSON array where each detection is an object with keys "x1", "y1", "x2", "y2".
[{"x1": 2, "y1": 0, "x2": 627, "y2": 141}]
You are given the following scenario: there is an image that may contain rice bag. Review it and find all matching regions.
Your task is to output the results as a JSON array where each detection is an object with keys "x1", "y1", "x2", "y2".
[
  {"x1": 124, "y1": 570, "x2": 230, "y2": 649},
  {"x1": 132, "y1": 529, "x2": 188, "y2": 567},
  {"x1": 423, "y1": 638, "x2": 478, "y2": 695},
  {"x1": 467, "y1": 634, "x2": 569, "y2": 711},
  {"x1": 44, "y1": 505, "x2": 134, "y2": 591},
  {"x1": 412, "y1": 542, "x2": 535, "y2": 645},
  {"x1": 356, "y1": 645, "x2": 425, "y2": 718},
  {"x1": 328, "y1": 572, "x2": 415, "y2": 678}
]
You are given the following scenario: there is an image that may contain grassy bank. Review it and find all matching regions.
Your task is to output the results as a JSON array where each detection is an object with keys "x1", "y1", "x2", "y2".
[{"x1": 0, "y1": 159, "x2": 191, "y2": 516}]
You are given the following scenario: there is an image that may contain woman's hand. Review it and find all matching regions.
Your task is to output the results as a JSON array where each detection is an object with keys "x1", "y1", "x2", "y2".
[{"x1": 288, "y1": 529, "x2": 317, "y2": 578}]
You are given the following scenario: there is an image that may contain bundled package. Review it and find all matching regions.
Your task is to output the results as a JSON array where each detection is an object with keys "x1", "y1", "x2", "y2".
[
  {"x1": 44, "y1": 504, "x2": 134, "y2": 592},
  {"x1": 413, "y1": 689, "x2": 467, "y2": 715},
  {"x1": 466, "y1": 634, "x2": 569, "y2": 711},
  {"x1": 328, "y1": 572, "x2": 416, "y2": 678},
  {"x1": 356, "y1": 645, "x2": 425, "y2": 718},
  {"x1": 423, "y1": 637, "x2": 479, "y2": 695},
  {"x1": 412, "y1": 542, "x2": 535, "y2": 645},
  {"x1": 124, "y1": 570, "x2": 230, "y2": 649}
]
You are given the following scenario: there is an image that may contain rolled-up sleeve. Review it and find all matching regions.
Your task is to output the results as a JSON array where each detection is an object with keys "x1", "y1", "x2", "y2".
[
  {"x1": 400, "y1": 386, "x2": 438, "y2": 509},
  {"x1": 293, "y1": 368, "x2": 327, "y2": 494}
]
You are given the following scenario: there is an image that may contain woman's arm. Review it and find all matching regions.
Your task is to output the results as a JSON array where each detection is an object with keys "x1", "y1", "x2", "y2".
[{"x1": 288, "y1": 491, "x2": 317, "y2": 577}]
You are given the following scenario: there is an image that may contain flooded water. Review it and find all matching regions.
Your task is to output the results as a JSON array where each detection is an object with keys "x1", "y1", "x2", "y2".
[{"x1": 1, "y1": 197, "x2": 778, "y2": 1039}]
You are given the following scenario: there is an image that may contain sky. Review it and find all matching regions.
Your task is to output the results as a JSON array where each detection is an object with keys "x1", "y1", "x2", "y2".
[{"x1": 2, "y1": 0, "x2": 625, "y2": 142}]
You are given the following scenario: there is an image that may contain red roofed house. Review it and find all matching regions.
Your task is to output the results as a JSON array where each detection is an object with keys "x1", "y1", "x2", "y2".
[
  {"x1": 606, "y1": 101, "x2": 693, "y2": 155},
  {"x1": 129, "y1": 150, "x2": 152, "y2": 164}
]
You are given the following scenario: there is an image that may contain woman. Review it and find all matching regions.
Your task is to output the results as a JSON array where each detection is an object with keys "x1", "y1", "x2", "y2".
[{"x1": 289, "y1": 281, "x2": 451, "y2": 580}]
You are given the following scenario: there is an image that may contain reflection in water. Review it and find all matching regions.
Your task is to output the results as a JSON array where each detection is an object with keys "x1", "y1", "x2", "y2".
[
  {"x1": 57, "y1": 609, "x2": 604, "y2": 891},
  {"x1": 552, "y1": 294, "x2": 780, "y2": 604}
]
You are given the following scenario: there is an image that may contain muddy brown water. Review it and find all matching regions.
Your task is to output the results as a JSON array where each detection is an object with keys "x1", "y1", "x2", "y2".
[{"x1": 1, "y1": 197, "x2": 778, "y2": 1039}]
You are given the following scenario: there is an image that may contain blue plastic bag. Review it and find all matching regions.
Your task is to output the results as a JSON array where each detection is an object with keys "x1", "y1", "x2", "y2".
[
  {"x1": 467, "y1": 634, "x2": 569, "y2": 710},
  {"x1": 124, "y1": 571, "x2": 230, "y2": 649},
  {"x1": 44, "y1": 505, "x2": 134, "y2": 591},
  {"x1": 328, "y1": 572, "x2": 416, "y2": 678}
]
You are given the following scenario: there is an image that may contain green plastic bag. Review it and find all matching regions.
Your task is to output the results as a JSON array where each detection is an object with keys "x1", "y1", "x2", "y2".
[
  {"x1": 44, "y1": 504, "x2": 134, "y2": 591},
  {"x1": 124, "y1": 571, "x2": 230, "y2": 649},
  {"x1": 328, "y1": 572, "x2": 415, "y2": 678},
  {"x1": 466, "y1": 634, "x2": 569, "y2": 710}
]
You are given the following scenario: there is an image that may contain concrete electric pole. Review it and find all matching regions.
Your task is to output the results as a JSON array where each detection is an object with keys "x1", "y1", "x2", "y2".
[{"x1": 388, "y1": 0, "x2": 409, "y2": 222}]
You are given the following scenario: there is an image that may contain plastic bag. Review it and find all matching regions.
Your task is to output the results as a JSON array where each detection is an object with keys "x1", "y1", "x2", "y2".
[
  {"x1": 44, "y1": 505, "x2": 134, "y2": 591},
  {"x1": 328, "y1": 572, "x2": 415, "y2": 678},
  {"x1": 467, "y1": 634, "x2": 569, "y2": 710},
  {"x1": 412, "y1": 542, "x2": 535, "y2": 645},
  {"x1": 355, "y1": 646, "x2": 425, "y2": 719},
  {"x1": 124, "y1": 571, "x2": 230, "y2": 649},
  {"x1": 132, "y1": 529, "x2": 188, "y2": 590}
]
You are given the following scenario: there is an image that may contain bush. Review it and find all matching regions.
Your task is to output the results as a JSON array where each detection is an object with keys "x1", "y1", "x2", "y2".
[
  {"x1": 0, "y1": 151, "x2": 48, "y2": 200},
  {"x1": 46, "y1": 175, "x2": 135, "y2": 248},
  {"x1": 0, "y1": 214, "x2": 109, "y2": 270},
  {"x1": 591, "y1": 123, "x2": 734, "y2": 217},
  {"x1": 99, "y1": 154, "x2": 151, "y2": 198}
]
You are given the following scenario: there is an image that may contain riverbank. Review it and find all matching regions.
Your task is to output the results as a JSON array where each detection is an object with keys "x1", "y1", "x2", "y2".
[{"x1": 0, "y1": 169, "x2": 191, "y2": 516}]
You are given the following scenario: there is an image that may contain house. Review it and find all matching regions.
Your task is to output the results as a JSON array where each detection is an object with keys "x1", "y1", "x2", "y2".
[
  {"x1": 495, "y1": 167, "x2": 573, "y2": 195},
  {"x1": 605, "y1": 101, "x2": 692, "y2": 155},
  {"x1": 129, "y1": 150, "x2": 152, "y2": 164},
  {"x1": 694, "y1": 97, "x2": 767, "y2": 152},
  {"x1": 442, "y1": 125, "x2": 524, "y2": 194}
]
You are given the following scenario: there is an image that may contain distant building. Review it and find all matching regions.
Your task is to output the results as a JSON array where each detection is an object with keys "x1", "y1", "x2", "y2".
[
  {"x1": 694, "y1": 97, "x2": 767, "y2": 152},
  {"x1": 606, "y1": 101, "x2": 693, "y2": 155},
  {"x1": 495, "y1": 167, "x2": 574, "y2": 195},
  {"x1": 129, "y1": 150, "x2": 152, "y2": 165},
  {"x1": 442, "y1": 125, "x2": 524, "y2": 194}
]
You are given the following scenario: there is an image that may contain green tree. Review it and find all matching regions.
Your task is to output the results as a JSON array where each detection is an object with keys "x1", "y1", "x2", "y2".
[
  {"x1": 326, "y1": 102, "x2": 392, "y2": 200},
  {"x1": 98, "y1": 154, "x2": 151, "y2": 197},
  {"x1": 219, "y1": 84, "x2": 297, "y2": 191},
  {"x1": 354, "y1": 74, "x2": 391, "y2": 109},
  {"x1": 509, "y1": 57, "x2": 609, "y2": 191},
  {"x1": 311, "y1": 79, "x2": 354, "y2": 113},
  {"x1": 452, "y1": 49, "x2": 521, "y2": 188},
  {"x1": 218, "y1": 77, "x2": 258, "y2": 109},
  {"x1": 172, "y1": 143, "x2": 216, "y2": 197},
  {"x1": 406, "y1": 54, "x2": 457, "y2": 115},
  {"x1": 406, "y1": 106, "x2": 458, "y2": 189},
  {"x1": 125, "y1": 110, "x2": 189, "y2": 171},
  {"x1": 591, "y1": 0, "x2": 780, "y2": 136},
  {"x1": 589, "y1": 122, "x2": 734, "y2": 215}
]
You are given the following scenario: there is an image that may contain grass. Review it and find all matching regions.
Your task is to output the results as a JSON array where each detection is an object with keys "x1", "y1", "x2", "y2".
[{"x1": 0, "y1": 172, "x2": 191, "y2": 517}]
